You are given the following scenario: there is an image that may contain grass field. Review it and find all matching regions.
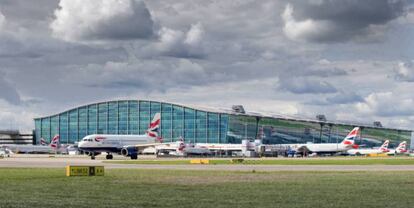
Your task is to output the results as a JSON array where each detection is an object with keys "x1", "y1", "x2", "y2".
[
  {"x1": 0, "y1": 168, "x2": 413, "y2": 208},
  {"x1": 104, "y1": 157, "x2": 414, "y2": 165}
]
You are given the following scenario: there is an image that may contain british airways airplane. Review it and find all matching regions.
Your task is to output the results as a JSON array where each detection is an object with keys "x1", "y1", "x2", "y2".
[
  {"x1": 2, "y1": 134, "x2": 60, "y2": 154},
  {"x1": 347, "y1": 139, "x2": 390, "y2": 155},
  {"x1": 386, "y1": 141, "x2": 408, "y2": 155},
  {"x1": 289, "y1": 127, "x2": 360, "y2": 156},
  {"x1": 78, "y1": 113, "x2": 165, "y2": 160}
]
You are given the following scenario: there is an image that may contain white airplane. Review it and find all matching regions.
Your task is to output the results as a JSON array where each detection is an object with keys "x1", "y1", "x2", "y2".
[
  {"x1": 78, "y1": 113, "x2": 167, "y2": 160},
  {"x1": 169, "y1": 137, "x2": 211, "y2": 156},
  {"x1": 387, "y1": 141, "x2": 408, "y2": 155},
  {"x1": 289, "y1": 127, "x2": 360, "y2": 156},
  {"x1": 2, "y1": 135, "x2": 60, "y2": 154},
  {"x1": 347, "y1": 140, "x2": 390, "y2": 155}
]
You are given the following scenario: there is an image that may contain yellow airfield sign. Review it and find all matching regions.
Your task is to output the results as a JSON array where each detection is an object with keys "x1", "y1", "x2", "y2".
[{"x1": 66, "y1": 166, "x2": 104, "y2": 176}]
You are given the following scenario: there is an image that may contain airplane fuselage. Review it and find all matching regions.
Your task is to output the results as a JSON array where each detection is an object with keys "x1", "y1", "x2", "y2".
[
  {"x1": 78, "y1": 134, "x2": 156, "y2": 153},
  {"x1": 347, "y1": 148, "x2": 385, "y2": 155},
  {"x1": 289, "y1": 143, "x2": 352, "y2": 154}
]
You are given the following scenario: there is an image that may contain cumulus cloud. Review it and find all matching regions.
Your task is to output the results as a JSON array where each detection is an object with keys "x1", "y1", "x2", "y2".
[
  {"x1": 394, "y1": 61, "x2": 414, "y2": 81},
  {"x1": 356, "y1": 92, "x2": 414, "y2": 117},
  {"x1": 279, "y1": 77, "x2": 337, "y2": 94},
  {"x1": 156, "y1": 22, "x2": 205, "y2": 58},
  {"x1": 282, "y1": 0, "x2": 406, "y2": 43},
  {"x1": 50, "y1": 0, "x2": 154, "y2": 42},
  {"x1": 282, "y1": 4, "x2": 334, "y2": 42}
]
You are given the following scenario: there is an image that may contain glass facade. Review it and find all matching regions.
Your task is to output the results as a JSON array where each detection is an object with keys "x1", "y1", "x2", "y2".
[{"x1": 34, "y1": 100, "x2": 412, "y2": 149}]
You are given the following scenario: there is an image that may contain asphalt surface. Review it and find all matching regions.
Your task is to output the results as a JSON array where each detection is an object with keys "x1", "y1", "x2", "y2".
[{"x1": 1, "y1": 155, "x2": 414, "y2": 171}]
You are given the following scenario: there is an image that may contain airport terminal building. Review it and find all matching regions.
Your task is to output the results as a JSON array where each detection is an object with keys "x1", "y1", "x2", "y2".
[{"x1": 34, "y1": 100, "x2": 413, "y2": 149}]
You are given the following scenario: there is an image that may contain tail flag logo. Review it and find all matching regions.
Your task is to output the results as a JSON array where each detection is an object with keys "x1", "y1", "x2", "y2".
[
  {"x1": 397, "y1": 141, "x2": 407, "y2": 152},
  {"x1": 381, "y1": 140, "x2": 389, "y2": 151},
  {"x1": 40, "y1": 138, "x2": 47, "y2": 146},
  {"x1": 146, "y1": 113, "x2": 162, "y2": 142},
  {"x1": 341, "y1": 127, "x2": 359, "y2": 146},
  {"x1": 50, "y1": 135, "x2": 60, "y2": 148},
  {"x1": 345, "y1": 127, "x2": 359, "y2": 140},
  {"x1": 177, "y1": 137, "x2": 185, "y2": 151}
]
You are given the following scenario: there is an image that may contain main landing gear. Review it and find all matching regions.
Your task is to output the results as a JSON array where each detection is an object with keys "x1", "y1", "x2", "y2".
[
  {"x1": 87, "y1": 152, "x2": 96, "y2": 160},
  {"x1": 130, "y1": 154, "x2": 138, "y2": 160}
]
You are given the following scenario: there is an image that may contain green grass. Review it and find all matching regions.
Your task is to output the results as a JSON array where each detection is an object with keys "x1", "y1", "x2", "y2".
[
  {"x1": 104, "y1": 157, "x2": 414, "y2": 165},
  {"x1": 0, "y1": 168, "x2": 413, "y2": 208}
]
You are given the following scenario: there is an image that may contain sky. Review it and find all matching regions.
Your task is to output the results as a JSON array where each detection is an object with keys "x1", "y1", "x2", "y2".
[{"x1": 0, "y1": 0, "x2": 413, "y2": 132}]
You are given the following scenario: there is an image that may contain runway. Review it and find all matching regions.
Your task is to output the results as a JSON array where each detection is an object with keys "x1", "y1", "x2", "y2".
[{"x1": 1, "y1": 156, "x2": 414, "y2": 171}]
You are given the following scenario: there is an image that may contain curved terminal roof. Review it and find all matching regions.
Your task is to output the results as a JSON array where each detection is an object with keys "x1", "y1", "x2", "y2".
[{"x1": 34, "y1": 99, "x2": 412, "y2": 132}]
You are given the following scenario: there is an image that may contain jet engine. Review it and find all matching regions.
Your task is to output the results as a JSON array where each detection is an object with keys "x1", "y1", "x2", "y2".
[{"x1": 121, "y1": 146, "x2": 138, "y2": 159}]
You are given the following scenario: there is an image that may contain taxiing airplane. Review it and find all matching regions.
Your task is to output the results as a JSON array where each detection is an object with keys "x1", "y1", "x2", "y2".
[
  {"x1": 347, "y1": 140, "x2": 389, "y2": 155},
  {"x1": 289, "y1": 127, "x2": 360, "y2": 156},
  {"x1": 387, "y1": 141, "x2": 407, "y2": 155},
  {"x1": 78, "y1": 113, "x2": 166, "y2": 160}
]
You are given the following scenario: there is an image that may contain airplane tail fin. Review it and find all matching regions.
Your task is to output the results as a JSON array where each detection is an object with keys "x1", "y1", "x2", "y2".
[
  {"x1": 176, "y1": 137, "x2": 186, "y2": 152},
  {"x1": 40, "y1": 138, "x2": 48, "y2": 146},
  {"x1": 379, "y1": 140, "x2": 390, "y2": 152},
  {"x1": 49, "y1": 135, "x2": 60, "y2": 149},
  {"x1": 146, "y1": 113, "x2": 162, "y2": 142},
  {"x1": 340, "y1": 127, "x2": 359, "y2": 147},
  {"x1": 397, "y1": 141, "x2": 407, "y2": 152}
]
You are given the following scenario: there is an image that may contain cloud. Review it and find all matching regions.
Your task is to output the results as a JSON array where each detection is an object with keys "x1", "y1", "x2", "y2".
[
  {"x1": 50, "y1": 0, "x2": 154, "y2": 42},
  {"x1": 0, "y1": 11, "x2": 5, "y2": 29},
  {"x1": 0, "y1": 0, "x2": 414, "y2": 131},
  {"x1": 394, "y1": 61, "x2": 414, "y2": 81},
  {"x1": 66, "y1": 58, "x2": 213, "y2": 92},
  {"x1": 356, "y1": 92, "x2": 414, "y2": 117},
  {"x1": 278, "y1": 77, "x2": 337, "y2": 94},
  {"x1": 326, "y1": 92, "x2": 364, "y2": 104},
  {"x1": 282, "y1": 4, "x2": 334, "y2": 42},
  {"x1": 282, "y1": 0, "x2": 406, "y2": 43},
  {"x1": 0, "y1": 74, "x2": 22, "y2": 105},
  {"x1": 156, "y1": 22, "x2": 205, "y2": 58}
]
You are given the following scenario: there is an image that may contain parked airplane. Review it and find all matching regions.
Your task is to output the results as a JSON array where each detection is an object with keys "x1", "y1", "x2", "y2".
[
  {"x1": 169, "y1": 137, "x2": 211, "y2": 156},
  {"x1": 3, "y1": 135, "x2": 60, "y2": 154},
  {"x1": 387, "y1": 141, "x2": 407, "y2": 155},
  {"x1": 78, "y1": 113, "x2": 166, "y2": 160},
  {"x1": 288, "y1": 127, "x2": 360, "y2": 156},
  {"x1": 347, "y1": 140, "x2": 390, "y2": 155}
]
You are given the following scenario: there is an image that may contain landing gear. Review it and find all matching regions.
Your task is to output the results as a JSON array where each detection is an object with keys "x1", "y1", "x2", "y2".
[
  {"x1": 88, "y1": 152, "x2": 96, "y2": 160},
  {"x1": 130, "y1": 154, "x2": 138, "y2": 160},
  {"x1": 106, "y1": 154, "x2": 113, "y2": 160}
]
